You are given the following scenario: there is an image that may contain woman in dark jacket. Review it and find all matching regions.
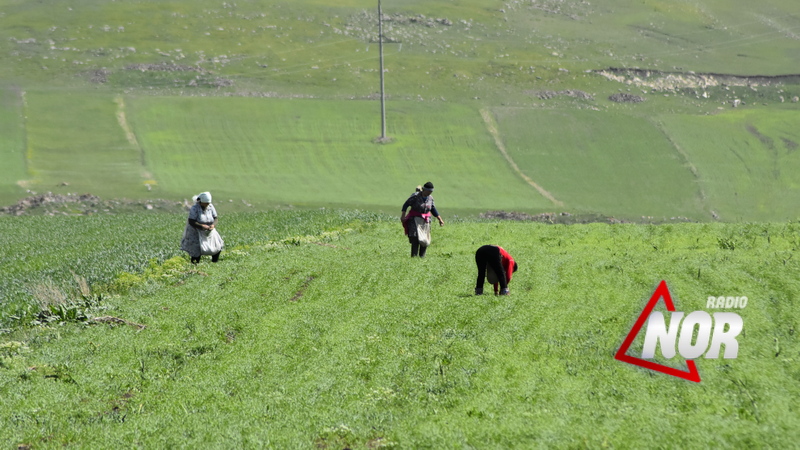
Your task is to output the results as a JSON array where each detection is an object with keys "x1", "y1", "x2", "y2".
[{"x1": 400, "y1": 181, "x2": 444, "y2": 257}]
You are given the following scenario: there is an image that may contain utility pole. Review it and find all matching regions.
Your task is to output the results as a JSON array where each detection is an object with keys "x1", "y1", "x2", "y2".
[{"x1": 378, "y1": 0, "x2": 387, "y2": 140}]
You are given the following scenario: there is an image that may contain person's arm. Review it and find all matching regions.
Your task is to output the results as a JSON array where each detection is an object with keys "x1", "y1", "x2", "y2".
[
  {"x1": 189, "y1": 218, "x2": 212, "y2": 230},
  {"x1": 208, "y1": 205, "x2": 218, "y2": 229},
  {"x1": 401, "y1": 198, "x2": 412, "y2": 221},
  {"x1": 431, "y1": 205, "x2": 444, "y2": 226},
  {"x1": 188, "y1": 206, "x2": 207, "y2": 230}
]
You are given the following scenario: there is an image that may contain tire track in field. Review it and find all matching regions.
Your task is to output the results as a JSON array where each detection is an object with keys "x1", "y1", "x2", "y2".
[
  {"x1": 480, "y1": 108, "x2": 564, "y2": 207},
  {"x1": 650, "y1": 118, "x2": 717, "y2": 220},
  {"x1": 16, "y1": 89, "x2": 34, "y2": 189},
  {"x1": 114, "y1": 96, "x2": 154, "y2": 181}
]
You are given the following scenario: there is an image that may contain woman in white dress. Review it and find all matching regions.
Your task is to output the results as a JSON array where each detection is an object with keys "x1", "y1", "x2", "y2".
[{"x1": 181, "y1": 191, "x2": 223, "y2": 263}]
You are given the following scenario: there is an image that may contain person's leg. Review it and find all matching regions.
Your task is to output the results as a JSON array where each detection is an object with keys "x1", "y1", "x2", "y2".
[
  {"x1": 211, "y1": 251, "x2": 221, "y2": 262},
  {"x1": 191, "y1": 255, "x2": 200, "y2": 264},
  {"x1": 408, "y1": 220, "x2": 419, "y2": 257},
  {"x1": 475, "y1": 246, "x2": 491, "y2": 294},
  {"x1": 419, "y1": 244, "x2": 427, "y2": 258}
]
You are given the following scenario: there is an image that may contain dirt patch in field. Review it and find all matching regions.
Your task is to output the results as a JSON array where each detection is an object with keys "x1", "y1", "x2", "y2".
[
  {"x1": 609, "y1": 93, "x2": 645, "y2": 103},
  {"x1": 93, "y1": 316, "x2": 146, "y2": 331},
  {"x1": 290, "y1": 276, "x2": 316, "y2": 302},
  {"x1": 746, "y1": 125, "x2": 775, "y2": 148},
  {"x1": 480, "y1": 210, "x2": 627, "y2": 224},
  {"x1": 480, "y1": 210, "x2": 695, "y2": 224},
  {"x1": 781, "y1": 138, "x2": 798, "y2": 152},
  {"x1": 0, "y1": 192, "x2": 187, "y2": 216},
  {"x1": 597, "y1": 68, "x2": 800, "y2": 92},
  {"x1": 125, "y1": 62, "x2": 204, "y2": 73},
  {"x1": 533, "y1": 89, "x2": 594, "y2": 100}
]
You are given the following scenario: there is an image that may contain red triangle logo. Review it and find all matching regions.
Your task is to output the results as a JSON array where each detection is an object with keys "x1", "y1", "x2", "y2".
[{"x1": 615, "y1": 280, "x2": 701, "y2": 382}]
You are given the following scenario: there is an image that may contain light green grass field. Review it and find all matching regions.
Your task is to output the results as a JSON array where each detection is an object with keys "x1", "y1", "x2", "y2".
[
  {"x1": 0, "y1": 87, "x2": 26, "y2": 205},
  {"x1": 1, "y1": 211, "x2": 798, "y2": 447},
  {"x1": 492, "y1": 107, "x2": 706, "y2": 219},
  {"x1": 23, "y1": 90, "x2": 146, "y2": 197},
  {"x1": 506, "y1": 0, "x2": 800, "y2": 76},
  {"x1": 128, "y1": 96, "x2": 552, "y2": 212},
  {"x1": 658, "y1": 108, "x2": 800, "y2": 221}
]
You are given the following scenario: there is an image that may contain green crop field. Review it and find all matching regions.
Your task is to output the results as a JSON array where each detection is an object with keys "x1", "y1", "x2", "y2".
[
  {"x1": 22, "y1": 90, "x2": 147, "y2": 198},
  {"x1": 658, "y1": 108, "x2": 800, "y2": 221},
  {"x1": 491, "y1": 107, "x2": 706, "y2": 219},
  {"x1": 127, "y1": 96, "x2": 553, "y2": 212},
  {"x1": 1, "y1": 211, "x2": 799, "y2": 447}
]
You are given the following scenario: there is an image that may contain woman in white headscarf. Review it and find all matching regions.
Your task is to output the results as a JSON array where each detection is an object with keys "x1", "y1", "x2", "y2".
[{"x1": 181, "y1": 191, "x2": 223, "y2": 263}]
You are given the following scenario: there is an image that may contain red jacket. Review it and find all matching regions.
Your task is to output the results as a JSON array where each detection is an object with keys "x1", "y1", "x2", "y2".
[{"x1": 494, "y1": 246, "x2": 515, "y2": 292}]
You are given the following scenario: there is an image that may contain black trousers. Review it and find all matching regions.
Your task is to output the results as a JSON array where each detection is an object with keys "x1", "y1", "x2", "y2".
[
  {"x1": 475, "y1": 245, "x2": 506, "y2": 290},
  {"x1": 191, "y1": 251, "x2": 221, "y2": 264},
  {"x1": 410, "y1": 237, "x2": 427, "y2": 257}
]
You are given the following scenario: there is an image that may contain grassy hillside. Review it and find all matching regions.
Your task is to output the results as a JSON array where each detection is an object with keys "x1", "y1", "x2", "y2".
[
  {"x1": 128, "y1": 96, "x2": 553, "y2": 212},
  {"x1": 1, "y1": 211, "x2": 799, "y2": 447},
  {"x1": 659, "y1": 108, "x2": 800, "y2": 221},
  {"x1": 1, "y1": 1, "x2": 800, "y2": 219},
  {"x1": 505, "y1": 0, "x2": 800, "y2": 76},
  {"x1": 3, "y1": 1, "x2": 800, "y2": 446},
  {"x1": 492, "y1": 107, "x2": 706, "y2": 219},
  {"x1": 22, "y1": 90, "x2": 147, "y2": 198}
]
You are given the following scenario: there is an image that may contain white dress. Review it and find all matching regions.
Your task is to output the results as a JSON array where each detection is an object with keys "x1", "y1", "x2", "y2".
[{"x1": 180, "y1": 203, "x2": 218, "y2": 257}]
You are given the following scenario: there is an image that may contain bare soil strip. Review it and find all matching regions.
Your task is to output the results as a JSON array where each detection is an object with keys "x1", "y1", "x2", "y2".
[
  {"x1": 480, "y1": 108, "x2": 564, "y2": 207},
  {"x1": 115, "y1": 96, "x2": 139, "y2": 148},
  {"x1": 114, "y1": 96, "x2": 154, "y2": 180}
]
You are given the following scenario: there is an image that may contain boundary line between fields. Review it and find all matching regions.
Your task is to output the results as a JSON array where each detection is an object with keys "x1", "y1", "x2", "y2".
[
  {"x1": 16, "y1": 88, "x2": 33, "y2": 189},
  {"x1": 649, "y1": 118, "x2": 717, "y2": 220},
  {"x1": 114, "y1": 96, "x2": 154, "y2": 181},
  {"x1": 480, "y1": 108, "x2": 564, "y2": 207}
]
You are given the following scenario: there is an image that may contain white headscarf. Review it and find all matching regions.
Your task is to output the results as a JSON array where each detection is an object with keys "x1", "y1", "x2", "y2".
[{"x1": 197, "y1": 192, "x2": 212, "y2": 203}]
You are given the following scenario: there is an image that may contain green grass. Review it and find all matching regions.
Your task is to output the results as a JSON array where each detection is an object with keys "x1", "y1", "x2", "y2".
[
  {"x1": 23, "y1": 90, "x2": 147, "y2": 197},
  {"x1": 0, "y1": 208, "x2": 386, "y2": 320},
  {"x1": 128, "y1": 96, "x2": 552, "y2": 212},
  {"x1": 3, "y1": 1, "x2": 800, "y2": 446},
  {"x1": 1, "y1": 211, "x2": 799, "y2": 447},
  {"x1": 506, "y1": 0, "x2": 800, "y2": 76},
  {"x1": 658, "y1": 108, "x2": 800, "y2": 221},
  {"x1": 0, "y1": 87, "x2": 26, "y2": 205},
  {"x1": 493, "y1": 107, "x2": 707, "y2": 219}
]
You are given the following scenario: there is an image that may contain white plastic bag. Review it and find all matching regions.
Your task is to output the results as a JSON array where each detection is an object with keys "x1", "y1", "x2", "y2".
[
  {"x1": 199, "y1": 229, "x2": 224, "y2": 255},
  {"x1": 415, "y1": 217, "x2": 431, "y2": 247}
]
